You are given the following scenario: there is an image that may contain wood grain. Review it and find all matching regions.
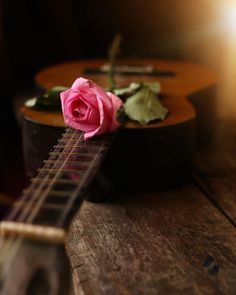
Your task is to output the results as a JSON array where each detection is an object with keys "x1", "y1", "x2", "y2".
[
  {"x1": 194, "y1": 122, "x2": 236, "y2": 224},
  {"x1": 66, "y1": 185, "x2": 236, "y2": 295},
  {"x1": 35, "y1": 59, "x2": 217, "y2": 96}
]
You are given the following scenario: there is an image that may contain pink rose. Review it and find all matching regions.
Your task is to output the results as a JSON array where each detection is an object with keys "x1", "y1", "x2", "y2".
[{"x1": 60, "y1": 77, "x2": 123, "y2": 139}]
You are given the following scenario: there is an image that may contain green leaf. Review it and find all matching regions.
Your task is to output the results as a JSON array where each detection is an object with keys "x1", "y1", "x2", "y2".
[
  {"x1": 24, "y1": 86, "x2": 68, "y2": 111},
  {"x1": 123, "y1": 85, "x2": 168, "y2": 125},
  {"x1": 113, "y1": 82, "x2": 141, "y2": 96},
  {"x1": 25, "y1": 98, "x2": 37, "y2": 107},
  {"x1": 47, "y1": 86, "x2": 69, "y2": 97},
  {"x1": 144, "y1": 82, "x2": 161, "y2": 94}
]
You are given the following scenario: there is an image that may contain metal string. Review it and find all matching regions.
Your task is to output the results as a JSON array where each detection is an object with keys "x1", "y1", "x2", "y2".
[
  {"x1": 57, "y1": 133, "x2": 110, "y2": 225},
  {"x1": 23, "y1": 129, "x2": 85, "y2": 224},
  {"x1": 7, "y1": 128, "x2": 78, "y2": 222},
  {"x1": 15, "y1": 128, "x2": 82, "y2": 224}
]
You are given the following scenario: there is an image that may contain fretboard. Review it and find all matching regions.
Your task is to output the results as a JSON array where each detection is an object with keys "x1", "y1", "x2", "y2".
[{"x1": 6, "y1": 128, "x2": 114, "y2": 229}]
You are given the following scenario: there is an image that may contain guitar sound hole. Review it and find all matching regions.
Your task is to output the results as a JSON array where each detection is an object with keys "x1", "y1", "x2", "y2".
[{"x1": 26, "y1": 268, "x2": 50, "y2": 295}]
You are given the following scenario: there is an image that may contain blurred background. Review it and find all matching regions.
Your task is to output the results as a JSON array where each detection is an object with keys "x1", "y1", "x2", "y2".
[{"x1": 0, "y1": 0, "x2": 235, "y2": 205}]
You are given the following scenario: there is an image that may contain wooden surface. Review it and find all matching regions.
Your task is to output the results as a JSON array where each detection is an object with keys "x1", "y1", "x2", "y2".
[
  {"x1": 194, "y1": 125, "x2": 236, "y2": 226},
  {"x1": 66, "y1": 129, "x2": 236, "y2": 295}
]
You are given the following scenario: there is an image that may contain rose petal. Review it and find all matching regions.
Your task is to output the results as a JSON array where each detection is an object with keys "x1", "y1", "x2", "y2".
[
  {"x1": 84, "y1": 97, "x2": 109, "y2": 139},
  {"x1": 79, "y1": 78, "x2": 114, "y2": 122},
  {"x1": 71, "y1": 77, "x2": 92, "y2": 90}
]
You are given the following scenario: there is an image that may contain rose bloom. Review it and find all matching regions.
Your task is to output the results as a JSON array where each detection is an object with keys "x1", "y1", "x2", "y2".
[{"x1": 60, "y1": 77, "x2": 123, "y2": 139}]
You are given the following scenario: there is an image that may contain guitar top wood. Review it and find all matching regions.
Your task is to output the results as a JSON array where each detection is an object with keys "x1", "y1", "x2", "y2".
[{"x1": 24, "y1": 58, "x2": 217, "y2": 129}]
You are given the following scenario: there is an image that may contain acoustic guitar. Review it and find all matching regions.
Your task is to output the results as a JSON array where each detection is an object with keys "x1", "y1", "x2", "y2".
[
  {"x1": 0, "y1": 59, "x2": 217, "y2": 294},
  {"x1": 23, "y1": 59, "x2": 217, "y2": 191}
]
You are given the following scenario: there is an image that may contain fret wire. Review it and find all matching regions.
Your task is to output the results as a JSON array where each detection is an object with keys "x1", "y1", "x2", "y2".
[
  {"x1": 23, "y1": 189, "x2": 71, "y2": 197},
  {"x1": 13, "y1": 190, "x2": 74, "y2": 212},
  {"x1": 49, "y1": 151, "x2": 101, "y2": 156},
  {"x1": 7, "y1": 128, "x2": 79, "y2": 222},
  {"x1": 38, "y1": 168, "x2": 85, "y2": 174},
  {"x1": 31, "y1": 178, "x2": 78, "y2": 184},
  {"x1": 13, "y1": 199, "x2": 78, "y2": 211},
  {"x1": 54, "y1": 144, "x2": 107, "y2": 149},
  {"x1": 43, "y1": 160, "x2": 91, "y2": 166},
  {"x1": 48, "y1": 164, "x2": 87, "y2": 169},
  {"x1": 56, "y1": 140, "x2": 112, "y2": 145}
]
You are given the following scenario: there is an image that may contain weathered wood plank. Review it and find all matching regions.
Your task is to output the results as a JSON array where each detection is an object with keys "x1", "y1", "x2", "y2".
[
  {"x1": 194, "y1": 123, "x2": 236, "y2": 224},
  {"x1": 66, "y1": 185, "x2": 236, "y2": 295}
]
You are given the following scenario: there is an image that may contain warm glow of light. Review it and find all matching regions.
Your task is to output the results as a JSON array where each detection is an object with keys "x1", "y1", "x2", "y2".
[
  {"x1": 217, "y1": 2, "x2": 236, "y2": 119},
  {"x1": 208, "y1": 0, "x2": 236, "y2": 33},
  {"x1": 223, "y1": 4, "x2": 236, "y2": 33}
]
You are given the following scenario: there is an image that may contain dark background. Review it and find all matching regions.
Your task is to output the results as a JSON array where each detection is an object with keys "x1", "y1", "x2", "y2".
[{"x1": 0, "y1": 0, "x2": 231, "y2": 201}]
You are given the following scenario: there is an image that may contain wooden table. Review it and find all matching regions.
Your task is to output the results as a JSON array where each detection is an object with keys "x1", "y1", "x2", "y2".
[
  {"x1": 65, "y1": 136, "x2": 236, "y2": 295},
  {"x1": 35, "y1": 60, "x2": 236, "y2": 294}
]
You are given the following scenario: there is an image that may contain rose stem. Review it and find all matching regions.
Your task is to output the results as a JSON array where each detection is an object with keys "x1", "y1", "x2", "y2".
[{"x1": 108, "y1": 33, "x2": 122, "y2": 90}]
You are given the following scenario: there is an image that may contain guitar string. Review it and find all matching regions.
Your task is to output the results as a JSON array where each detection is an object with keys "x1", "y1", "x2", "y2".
[
  {"x1": 27, "y1": 132, "x2": 111, "y2": 225},
  {"x1": 6, "y1": 128, "x2": 71, "y2": 220},
  {"x1": 57, "y1": 132, "x2": 110, "y2": 226},
  {"x1": 16, "y1": 127, "x2": 82, "y2": 224},
  {"x1": 6, "y1": 127, "x2": 76, "y2": 221},
  {"x1": 0, "y1": 128, "x2": 82, "y2": 278},
  {"x1": 23, "y1": 128, "x2": 85, "y2": 225}
]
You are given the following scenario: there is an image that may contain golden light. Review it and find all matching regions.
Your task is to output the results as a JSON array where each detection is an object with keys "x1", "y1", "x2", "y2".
[
  {"x1": 216, "y1": 2, "x2": 236, "y2": 120},
  {"x1": 223, "y1": 4, "x2": 236, "y2": 33},
  {"x1": 207, "y1": 0, "x2": 236, "y2": 33},
  {"x1": 203, "y1": 0, "x2": 236, "y2": 119}
]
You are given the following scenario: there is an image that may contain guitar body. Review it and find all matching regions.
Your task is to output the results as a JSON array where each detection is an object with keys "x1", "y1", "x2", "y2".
[{"x1": 22, "y1": 59, "x2": 217, "y2": 193}]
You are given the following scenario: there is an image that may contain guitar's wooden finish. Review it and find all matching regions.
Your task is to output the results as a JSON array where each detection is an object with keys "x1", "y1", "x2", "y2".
[
  {"x1": 35, "y1": 58, "x2": 217, "y2": 96},
  {"x1": 22, "y1": 59, "x2": 217, "y2": 192}
]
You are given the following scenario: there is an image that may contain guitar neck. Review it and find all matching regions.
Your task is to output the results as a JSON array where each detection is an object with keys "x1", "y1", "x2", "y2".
[{"x1": 0, "y1": 128, "x2": 114, "y2": 243}]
